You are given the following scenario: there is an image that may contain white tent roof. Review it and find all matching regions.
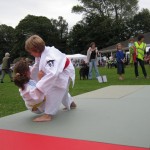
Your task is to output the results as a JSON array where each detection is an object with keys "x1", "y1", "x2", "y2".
[
  {"x1": 66, "y1": 54, "x2": 87, "y2": 60},
  {"x1": 146, "y1": 47, "x2": 150, "y2": 52}
]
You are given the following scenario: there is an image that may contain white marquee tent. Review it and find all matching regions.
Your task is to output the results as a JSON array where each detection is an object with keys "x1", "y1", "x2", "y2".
[
  {"x1": 66, "y1": 54, "x2": 87, "y2": 67},
  {"x1": 67, "y1": 54, "x2": 87, "y2": 61}
]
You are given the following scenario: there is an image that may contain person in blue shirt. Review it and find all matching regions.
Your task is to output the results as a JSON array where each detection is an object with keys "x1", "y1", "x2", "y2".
[{"x1": 116, "y1": 43, "x2": 125, "y2": 80}]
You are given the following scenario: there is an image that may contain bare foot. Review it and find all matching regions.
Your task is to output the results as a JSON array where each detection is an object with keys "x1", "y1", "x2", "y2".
[
  {"x1": 63, "y1": 101, "x2": 77, "y2": 110},
  {"x1": 33, "y1": 114, "x2": 52, "y2": 122}
]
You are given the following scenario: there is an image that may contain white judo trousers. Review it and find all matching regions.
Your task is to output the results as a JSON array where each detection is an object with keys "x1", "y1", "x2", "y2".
[
  {"x1": 44, "y1": 65, "x2": 74, "y2": 115},
  {"x1": 44, "y1": 80, "x2": 73, "y2": 115},
  {"x1": 36, "y1": 46, "x2": 75, "y2": 115}
]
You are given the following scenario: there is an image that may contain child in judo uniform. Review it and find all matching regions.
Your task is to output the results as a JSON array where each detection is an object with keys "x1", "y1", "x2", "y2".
[
  {"x1": 14, "y1": 60, "x2": 46, "y2": 115},
  {"x1": 24, "y1": 35, "x2": 76, "y2": 122}
]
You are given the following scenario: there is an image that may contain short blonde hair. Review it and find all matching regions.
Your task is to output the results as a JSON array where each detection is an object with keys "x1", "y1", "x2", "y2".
[
  {"x1": 25, "y1": 35, "x2": 45, "y2": 53},
  {"x1": 116, "y1": 43, "x2": 122, "y2": 50}
]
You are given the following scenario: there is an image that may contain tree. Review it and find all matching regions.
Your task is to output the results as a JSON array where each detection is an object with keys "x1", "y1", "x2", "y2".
[
  {"x1": 0, "y1": 25, "x2": 15, "y2": 62},
  {"x1": 12, "y1": 15, "x2": 59, "y2": 58},
  {"x1": 108, "y1": 0, "x2": 138, "y2": 20},
  {"x1": 132, "y1": 9, "x2": 150, "y2": 35},
  {"x1": 68, "y1": 23, "x2": 87, "y2": 54},
  {"x1": 72, "y1": 0, "x2": 109, "y2": 17},
  {"x1": 72, "y1": 0, "x2": 138, "y2": 20},
  {"x1": 69, "y1": 14, "x2": 126, "y2": 53},
  {"x1": 83, "y1": 14, "x2": 115, "y2": 48},
  {"x1": 71, "y1": 0, "x2": 139, "y2": 51},
  {"x1": 51, "y1": 16, "x2": 69, "y2": 52}
]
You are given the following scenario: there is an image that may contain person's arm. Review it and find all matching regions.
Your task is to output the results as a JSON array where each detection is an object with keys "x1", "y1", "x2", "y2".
[
  {"x1": 144, "y1": 43, "x2": 147, "y2": 55},
  {"x1": 116, "y1": 51, "x2": 123, "y2": 63},
  {"x1": 30, "y1": 57, "x2": 40, "y2": 81},
  {"x1": 116, "y1": 52, "x2": 119, "y2": 62},
  {"x1": 36, "y1": 63, "x2": 60, "y2": 94},
  {"x1": 96, "y1": 48, "x2": 99, "y2": 56},
  {"x1": 121, "y1": 52, "x2": 126, "y2": 63},
  {"x1": 87, "y1": 48, "x2": 91, "y2": 63},
  {"x1": 8, "y1": 57, "x2": 11, "y2": 69},
  {"x1": 20, "y1": 87, "x2": 45, "y2": 103}
]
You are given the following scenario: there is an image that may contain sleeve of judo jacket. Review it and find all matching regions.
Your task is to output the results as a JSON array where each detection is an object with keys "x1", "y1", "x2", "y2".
[
  {"x1": 20, "y1": 87, "x2": 45, "y2": 103},
  {"x1": 30, "y1": 57, "x2": 40, "y2": 82}
]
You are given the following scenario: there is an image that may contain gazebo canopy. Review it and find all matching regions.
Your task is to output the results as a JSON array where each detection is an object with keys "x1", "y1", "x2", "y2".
[{"x1": 67, "y1": 54, "x2": 87, "y2": 61}]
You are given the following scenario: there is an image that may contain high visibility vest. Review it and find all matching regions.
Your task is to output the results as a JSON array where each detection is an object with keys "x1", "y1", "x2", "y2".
[{"x1": 134, "y1": 42, "x2": 146, "y2": 60}]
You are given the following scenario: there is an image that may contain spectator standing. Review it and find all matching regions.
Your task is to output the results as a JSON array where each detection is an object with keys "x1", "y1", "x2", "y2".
[
  {"x1": 128, "y1": 37, "x2": 141, "y2": 79},
  {"x1": 134, "y1": 34, "x2": 148, "y2": 79},
  {"x1": 116, "y1": 43, "x2": 125, "y2": 80},
  {"x1": 128, "y1": 37, "x2": 137, "y2": 65},
  {"x1": 0, "y1": 52, "x2": 13, "y2": 83},
  {"x1": 87, "y1": 42, "x2": 100, "y2": 79}
]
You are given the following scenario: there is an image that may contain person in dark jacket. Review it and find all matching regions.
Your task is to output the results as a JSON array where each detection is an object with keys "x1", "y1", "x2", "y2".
[
  {"x1": 0, "y1": 52, "x2": 13, "y2": 83},
  {"x1": 116, "y1": 43, "x2": 125, "y2": 80}
]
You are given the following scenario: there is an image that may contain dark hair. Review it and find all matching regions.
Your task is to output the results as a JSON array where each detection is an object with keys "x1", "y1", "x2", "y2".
[
  {"x1": 129, "y1": 37, "x2": 134, "y2": 42},
  {"x1": 13, "y1": 60, "x2": 30, "y2": 90},
  {"x1": 138, "y1": 34, "x2": 144, "y2": 41},
  {"x1": 90, "y1": 42, "x2": 96, "y2": 47}
]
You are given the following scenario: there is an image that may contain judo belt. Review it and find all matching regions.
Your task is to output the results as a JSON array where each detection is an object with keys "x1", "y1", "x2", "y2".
[
  {"x1": 32, "y1": 98, "x2": 46, "y2": 111},
  {"x1": 64, "y1": 58, "x2": 70, "y2": 70}
]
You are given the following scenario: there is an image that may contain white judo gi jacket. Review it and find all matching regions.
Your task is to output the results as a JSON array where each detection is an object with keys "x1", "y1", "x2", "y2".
[
  {"x1": 19, "y1": 80, "x2": 45, "y2": 113},
  {"x1": 35, "y1": 46, "x2": 75, "y2": 115}
]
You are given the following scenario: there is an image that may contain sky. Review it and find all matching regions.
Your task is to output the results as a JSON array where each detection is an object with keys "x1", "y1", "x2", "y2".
[{"x1": 0, "y1": 0, "x2": 149, "y2": 29}]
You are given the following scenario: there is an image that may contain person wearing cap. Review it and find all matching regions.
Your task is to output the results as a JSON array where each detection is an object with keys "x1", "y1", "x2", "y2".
[{"x1": 0, "y1": 52, "x2": 13, "y2": 83}]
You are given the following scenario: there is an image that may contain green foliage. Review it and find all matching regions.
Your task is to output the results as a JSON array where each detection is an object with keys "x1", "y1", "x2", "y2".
[
  {"x1": 68, "y1": 23, "x2": 88, "y2": 54},
  {"x1": 11, "y1": 15, "x2": 58, "y2": 59},
  {"x1": 68, "y1": 14, "x2": 129, "y2": 52},
  {"x1": 0, "y1": 25, "x2": 15, "y2": 62},
  {"x1": 0, "y1": 81, "x2": 26, "y2": 118},
  {"x1": 72, "y1": 5, "x2": 86, "y2": 14},
  {"x1": 11, "y1": 15, "x2": 69, "y2": 59},
  {"x1": 51, "y1": 16, "x2": 69, "y2": 52},
  {"x1": 132, "y1": 9, "x2": 150, "y2": 35},
  {"x1": 69, "y1": 0, "x2": 140, "y2": 51},
  {"x1": 72, "y1": 0, "x2": 138, "y2": 19}
]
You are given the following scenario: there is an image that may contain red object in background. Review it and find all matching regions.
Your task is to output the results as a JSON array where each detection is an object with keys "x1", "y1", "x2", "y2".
[
  {"x1": 133, "y1": 46, "x2": 137, "y2": 62},
  {"x1": 0, "y1": 129, "x2": 148, "y2": 150}
]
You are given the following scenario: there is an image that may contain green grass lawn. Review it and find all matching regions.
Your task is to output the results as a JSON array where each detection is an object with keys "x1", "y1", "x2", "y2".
[{"x1": 0, "y1": 65, "x2": 150, "y2": 118}]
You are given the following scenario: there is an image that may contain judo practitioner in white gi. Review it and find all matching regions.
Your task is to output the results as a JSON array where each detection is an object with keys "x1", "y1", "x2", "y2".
[
  {"x1": 24, "y1": 35, "x2": 76, "y2": 122},
  {"x1": 14, "y1": 60, "x2": 46, "y2": 114}
]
